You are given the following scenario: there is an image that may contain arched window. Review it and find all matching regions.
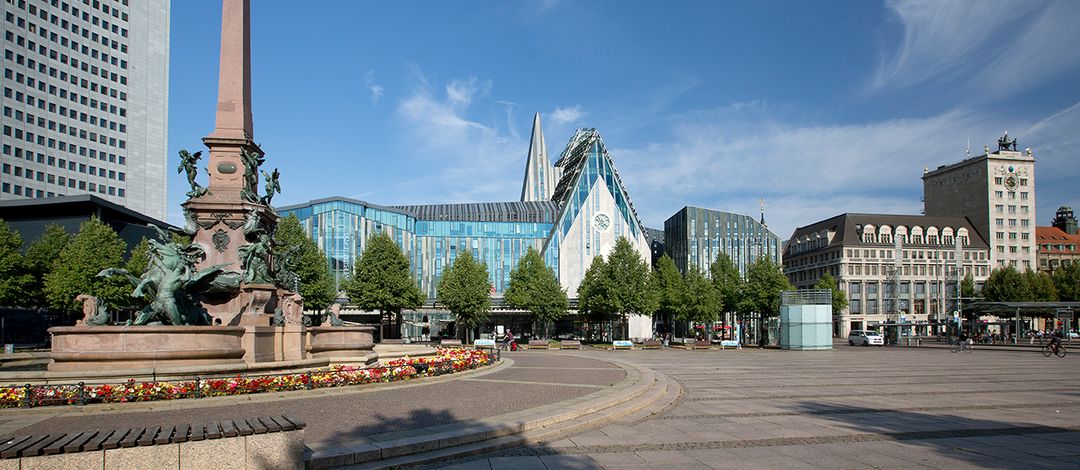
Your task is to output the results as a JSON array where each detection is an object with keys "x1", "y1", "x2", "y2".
[
  {"x1": 862, "y1": 224, "x2": 877, "y2": 243},
  {"x1": 927, "y1": 226, "x2": 939, "y2": 245},
  {"x1": 911, "y1": 226, "x2": 924, "y2": 244},
  {"x1": 879, "y1": 225, "x2": 893, "y2": 244},
  {"x1": 957, "y1": 228, "x2": 969, "y2": 246},
  {"x1": 895, "y1": 226, "x2": 908, "y2": 244}
]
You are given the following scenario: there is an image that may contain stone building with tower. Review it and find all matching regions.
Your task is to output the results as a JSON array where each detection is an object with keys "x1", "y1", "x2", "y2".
[
  {"x1": 922, "y1": 134, "x2": 1037, "y2": 270},
  {"x1": 0, "y1": 0, "x2": 170, "y2": 221},
  {"x1": 1036, "y1": 206, "x2": 1080, "y2": 274}
]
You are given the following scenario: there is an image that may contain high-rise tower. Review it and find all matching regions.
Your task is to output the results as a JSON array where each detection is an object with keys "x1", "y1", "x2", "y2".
[
  {"x1": 520, "y1": 112, "x2": 552, "y2": 202},
  {"x1": 0, "y1": 0, "x2": 170, "y2": 221}
]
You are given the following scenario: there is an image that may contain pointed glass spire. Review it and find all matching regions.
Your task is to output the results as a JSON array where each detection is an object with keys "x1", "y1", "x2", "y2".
[{"x1": 520, "y1": 113, "x2": 551, "y2": 202}]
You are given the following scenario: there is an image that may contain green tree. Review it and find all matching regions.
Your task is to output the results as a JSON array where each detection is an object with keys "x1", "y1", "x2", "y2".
[
  {"x1": 814, "y1": 272, "x2": 848, "y2": 317},
  {"x1": 1053, "y1": 262, "x2": 1080, "y2": 301},
  {"x1": 437, "y1": 250, "x2": 491, "y2": 341},
  {"x1": 275, "y1": 214, "x2": 336, "y2": 310},
  {"x1": 120, "y1": 237, "x2": 152, "y2": 309},
  {"x1": 739, "y1": 257, "x2": 792, "y2": 344},
  {"x1": 650, "y1": 255, "x2": 684, "y2": 332},
  {"x1": 345, "y1": 231, "x2": 424, "y2": 339},
  {"x1": 710, "y1": 253, "x2": 743, "y2": 315},
  {"x1": 0, "y1": 220, "x2": 33, "y2": 307},
  {"x1": 577, "y1": 255, "x2": 614, "y2": 340},
  {"x1": 24, "y1": 224, "x2": 72, "y2": 309},
  {"x1": 504, "y1": 247, "x2": 567, "y2": 339},
  {"x1": 681, "y1": 267, "x2": 720, "y2": 337},
  {"x1": 1023, "y1": 269, "x2": 1058, "y2": 302},
  {"x1": 44, "y1": 217, "x2": 129, "y2": 315},
  {"x1": 982, "y1": 266, "x2": 1031, "y2": 302},
  {"x1": 960, "y1": 273, "x2": 977, "y2": 301},
  {"x1": 604, "y1": 237, "x2": 656, "y2": 339}
]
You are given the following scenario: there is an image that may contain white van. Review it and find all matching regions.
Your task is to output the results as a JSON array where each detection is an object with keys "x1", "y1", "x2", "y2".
[{"x1": 847, "y1": 330, "x2": 884, "y2": 347}]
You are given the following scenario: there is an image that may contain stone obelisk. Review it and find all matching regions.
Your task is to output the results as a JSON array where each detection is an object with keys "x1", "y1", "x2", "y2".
[{"x1": 183, "y1": 0, "x2": 278, "y2": 327}]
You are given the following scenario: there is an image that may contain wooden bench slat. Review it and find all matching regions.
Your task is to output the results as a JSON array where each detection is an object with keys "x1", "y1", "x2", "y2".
[
  {"x1": 247, "y1": 418, "x2": 268, "y2": 434},
  {"x1": 172, "y1": 424, "x2": 190, "y2": 443},
  {"x1": 44, "y1": 432, "x2": 85, "y2": 455},
  {"x1": 260, "y1": 417, "x2": 282, "y2": 433},
  {"x1": 137, "y1": 426, "x2": 159, "y2": 446},
  {"x1": 220, "y1": 420, "x2": 239, "y2": 437},
  {"x1": 205, "y1": 422, "x2": 222, "y2": 440},
  {"x1": 189, "y1": 423, "x2": 206, "y2": 442},
  {"x1": 2, "y1": 435, "x2": 50, "y2": 459},
  {"x1": 64, "y1": 431, "x2": 99, "y2": 453},
  {"x1": 120, "y1": 428, "x2": 143, "y2": 448},
  {"x1": 19, "y1": 434, "x2": 66, "y2": 457},
  {"x1": 101, "y1": 429, "x2": 129, "y2": 450},
  {"x1": 234, "y1": 419, "x2": 252, "y2": 438},
  {"x1": 279, "y1": 415, "x2": 306, "y2": 430},
  {"x1": 153, "y1": 426, "x2": 173, "y2": 445},
  {"x1": 87, "y1": 430, "x2": 116, "y2": 451},
  {"x1": 0, "y1": 436, "x2": 33, "y2": 455}
]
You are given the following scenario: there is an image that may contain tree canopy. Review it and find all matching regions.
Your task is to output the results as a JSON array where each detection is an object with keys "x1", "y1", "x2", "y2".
[
  {"x1": 24, "y1": 224, "x2": 71, "y2": 309},
  {"x1": 680, "y1": 267, "x2": 719, "y2": 326},
  {"x1": 345, "y1": 231, "x2": 424, "y2": 317},
  {"x1": 650, "y1": 255, "x2": 684, "y2": 326},
  {"x1": 1054, "y1": 262, "x2": 1080, "y2": 301},
  {"x1": 504, "y1": 247, "x2": 567, "y2": 338},
  {"x1": 275, "y1": 214, "x2": 336, "y2": 310},
  {"x1": 577, "y1": 255, "x2": 615, "y2": 330},
  {"x1": 0, "y1": 220, "x2": 33, "y2": 307},
  {"x1": 814, "y1": 272, "x2": 848, "y2": 316},
  {"x1": 710, "y1": 253, "x2": 743, "y2": 314},
  {"x1": 960, "y1": 273, "x2": 977, "y2": 301},
  {"x1": 1023, "y1": 269, "x2": 1058, "y2": 302},
  {"x1": 43, "y1": 217, "x2": 129, "y2": 313},
  {"x1": 605, "y1": 237, "x2": 656, "y2": 338},
  {"x1": 982, "y1": 266, "x2": 1031, "y2": 302},
  {"x1": 739, "y1": 257, "x2": 791, "y2": 317},
  {"x1": 437, "y1": 250, "x2": 491, "y2": 341}
]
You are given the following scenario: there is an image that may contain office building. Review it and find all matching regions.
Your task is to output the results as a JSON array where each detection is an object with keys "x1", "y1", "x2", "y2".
[
  {"x1": 664, "y1": 206, "x2": 781, "y2": 277},
  {"x1": 1, "y1": 0, "x2": 170, "y2": 220},
  {"x1": 784, "y1": 213, "x2": 991, "y2": 337},
  {"x1": 922, "y1": 136, "x2": 1036, "y2": 270}
]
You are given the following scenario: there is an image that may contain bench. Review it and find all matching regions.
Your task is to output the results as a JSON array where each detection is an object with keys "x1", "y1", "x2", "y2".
[
  {"x1": 692, "y1": 340, "x2": 712, "y2": 350},
  {"x1": 527, "y1": 340, "x2": 549, "y2": 350},
  {"x1": 440, "y1": 339, "x2": 463, "y2": 348},
  {"x1": 0, "y1": 415, "x2": 304, "y2": 468},
  {"x1": 613, "y1": 340, "x2": 634, "y2": 350},
  {"x1": 560, "y1": 340, "x2": 582, "y2": 350},
  {"x1": 641, "y1": 340, "x2": 662, "y2": 350}
]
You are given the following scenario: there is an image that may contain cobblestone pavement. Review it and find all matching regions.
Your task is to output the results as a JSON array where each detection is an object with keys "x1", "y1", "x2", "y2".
[
  {"x1": 437, "y1": 346, "x2": 1080, "y2": 469},
  {"x1": 0, "y1": 353, "x2": 625, "y2": 445}
]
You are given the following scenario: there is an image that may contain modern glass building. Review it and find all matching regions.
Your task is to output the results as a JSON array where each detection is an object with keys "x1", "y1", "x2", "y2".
[
  {"x1": 277, "y1": 198, "x2": 557, "y2": 299},
  {"x1": 664, "y1": 206, "x2": 782, "y2": 277}
]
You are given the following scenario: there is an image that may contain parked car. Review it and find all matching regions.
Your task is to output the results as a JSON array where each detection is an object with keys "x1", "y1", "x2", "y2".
[{"x1": 847, "y1": 330, "x2": 884, "y2": 347}]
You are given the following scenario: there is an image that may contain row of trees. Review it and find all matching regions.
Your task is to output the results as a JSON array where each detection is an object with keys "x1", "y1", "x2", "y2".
[
  {"x1": 979, "y1": 264, "x2": 1080, "y2": 303},
  {"x1": 0, "y1": 215, "x2": 337, "y2": 319}
]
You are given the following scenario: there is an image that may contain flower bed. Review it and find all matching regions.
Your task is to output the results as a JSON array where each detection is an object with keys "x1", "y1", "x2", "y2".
[{"x1": 1, "y1": 348, "x2": 496, "y2": 408}]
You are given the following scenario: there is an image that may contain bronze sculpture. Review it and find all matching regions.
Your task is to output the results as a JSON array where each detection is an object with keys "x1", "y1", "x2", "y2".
[{"x1": 178, "y1": 150, "x2": 210, "y2": 198}]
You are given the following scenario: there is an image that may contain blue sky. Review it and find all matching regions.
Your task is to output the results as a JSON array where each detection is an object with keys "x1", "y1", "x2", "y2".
[{"x1": 166, "y1": 0, "x2": 1080, "y2": 240}]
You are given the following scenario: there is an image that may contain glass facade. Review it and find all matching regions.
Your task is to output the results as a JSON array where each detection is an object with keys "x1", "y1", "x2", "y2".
[
  {"x1": 664, "y1": 206, "x2": 782, "y2": 276},
  {"x1": 278, "y1": 197, "x2": 556, "y2": 299}
]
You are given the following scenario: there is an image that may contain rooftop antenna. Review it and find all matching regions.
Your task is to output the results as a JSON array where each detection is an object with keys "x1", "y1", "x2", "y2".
[
  {"x1": 759, "y1": 197, "x2": 767, "y2": 227},
  {"x1": 965, "y1": 137, "x2": 971, "y2": 158}
]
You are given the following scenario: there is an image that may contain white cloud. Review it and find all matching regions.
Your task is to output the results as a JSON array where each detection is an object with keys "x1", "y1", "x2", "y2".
[
  {"x1": 873, "y1": 0, "x2": 1080, "y2": 97},
  {"x1": 611, "y1": 100, "x2": 1080, "y2": 240},
  {"x1": 365, "y1": 70, "x2": 383, "y2": 105},
  {"x1": 391, "y1": 76, "x2": 523, "y2": 204},
  {"x1": 550, "y1": 105, "x2": 586, "y2": 126}
]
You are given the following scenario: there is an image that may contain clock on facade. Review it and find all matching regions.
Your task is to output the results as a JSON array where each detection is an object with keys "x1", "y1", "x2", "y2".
[
  {"x1": 593, "y1": 213, "x2": 611, "y2": 232},
  {"x1": 1004, "y1": 174, "x2": 1018, "y2": 191}
]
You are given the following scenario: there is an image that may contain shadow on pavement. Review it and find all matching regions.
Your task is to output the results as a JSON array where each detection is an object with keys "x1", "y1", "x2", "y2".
[{"x1": 787, "y1": 401, "x2": 1080, "y2": 469}]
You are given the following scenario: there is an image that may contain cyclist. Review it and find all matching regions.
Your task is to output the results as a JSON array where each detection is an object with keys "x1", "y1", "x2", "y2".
[
  {"x1": 502, "y1": 329, "x2": 517, "y2": 351},
  {"x1": 1048, "y1": 329, "x2": 1065, "y2": 355},
  {"x1": 958, "y1": 331, "x2": 970, "y2": 352}
]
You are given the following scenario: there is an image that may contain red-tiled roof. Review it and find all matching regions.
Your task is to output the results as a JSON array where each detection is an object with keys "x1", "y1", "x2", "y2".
[{"x1": 1036, "y1": 226, "x2": 1080, "y2": 254}]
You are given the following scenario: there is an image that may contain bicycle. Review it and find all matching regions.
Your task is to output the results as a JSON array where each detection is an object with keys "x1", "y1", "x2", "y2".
[
  {"x1": 1041, "y1": 342, "x2": 1067, "y2": 358},
  {"x1": 949, "y1": 339, "x2": 973, "y2": 353}
]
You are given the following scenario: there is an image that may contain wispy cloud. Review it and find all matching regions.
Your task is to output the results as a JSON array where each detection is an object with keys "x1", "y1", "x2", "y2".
[
  {"x1": 392, "y1": 75, "x2": 523, "y2": 204},
  {"x1": 873, "y1": 0, "x2": 1080, "y2": 98},
  {"x1": 612, "y1": 100, "x2": 1080, "y2": 239},
  {"x1": 550, "y1": 105, "x2": 586, "y2": 126},
  {"x1": 365, "y1": 70, "x2": 383, "y2": 105}
]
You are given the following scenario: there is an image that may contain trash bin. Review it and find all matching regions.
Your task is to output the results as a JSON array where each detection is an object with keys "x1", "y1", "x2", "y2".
[{"x1": 3, "y1": 344, "x2": 13, "y2": 354}]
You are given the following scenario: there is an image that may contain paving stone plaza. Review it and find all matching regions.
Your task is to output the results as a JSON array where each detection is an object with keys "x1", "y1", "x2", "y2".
[{"x1": 3, "y1": 345, "x2": 1077, "y2": 469}]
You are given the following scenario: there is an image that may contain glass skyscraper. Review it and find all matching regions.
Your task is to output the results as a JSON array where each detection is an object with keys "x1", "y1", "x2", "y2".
[{"x1": 664, "y1": 206, "x2": 782, "y2": 277}]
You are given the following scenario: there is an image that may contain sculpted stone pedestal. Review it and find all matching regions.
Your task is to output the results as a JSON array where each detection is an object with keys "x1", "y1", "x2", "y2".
[
  {"x1": 307, "y1": 326, "x2": 376, "y2": 362},
  {"x1": 48, "y1": 326, "x2": 246, "y2": 372}
]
